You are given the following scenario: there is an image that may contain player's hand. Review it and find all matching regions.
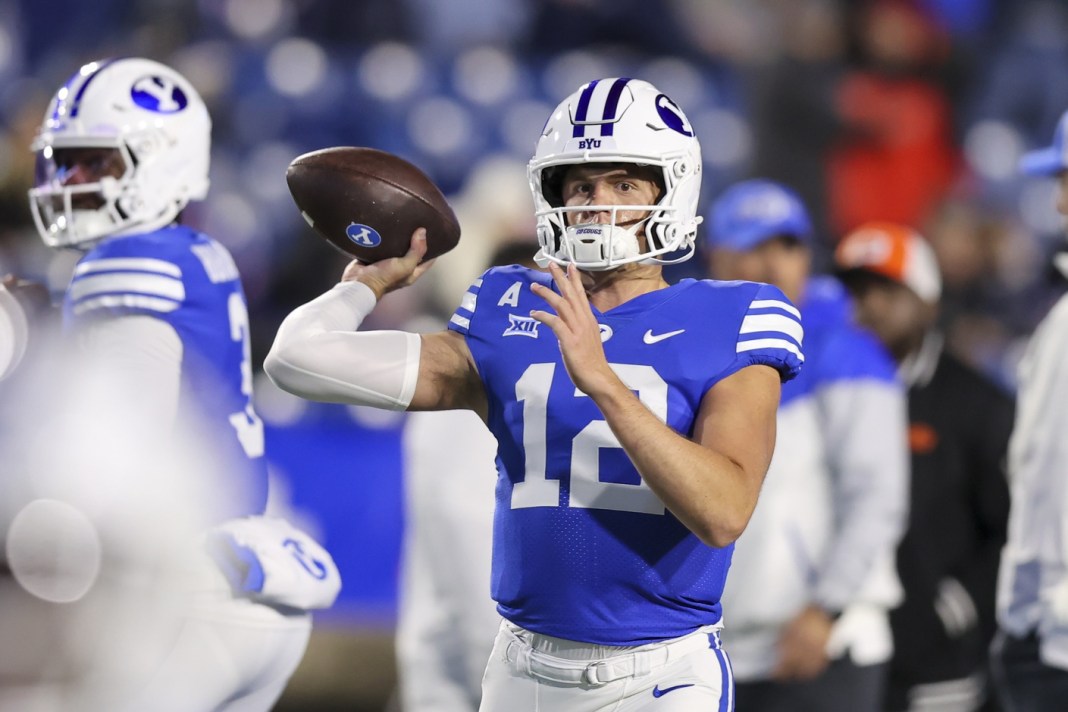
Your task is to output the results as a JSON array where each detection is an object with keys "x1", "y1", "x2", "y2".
[
  {"x1": 529, "y1": 262, "x2": 616, "y2": 396},
  {"x1": 772, "y1": 605, "x2": 834, "y2": 681},
  {"x1": 341, "y1": 228, "x2": 435, "y2": 300}
]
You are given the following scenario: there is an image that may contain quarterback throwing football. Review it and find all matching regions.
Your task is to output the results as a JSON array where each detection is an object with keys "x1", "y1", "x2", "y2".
[{"x1": 267, "y1": 78, "x2": 804, "y2": 711}]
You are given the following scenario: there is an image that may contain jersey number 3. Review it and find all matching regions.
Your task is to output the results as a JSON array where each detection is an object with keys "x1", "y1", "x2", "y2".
[
  {"x1": 512, "y1": 362, "x2": 666, "y2": 515},
  {"x1": 228, "y1": 292, "x2": 265, "y2": 459}
]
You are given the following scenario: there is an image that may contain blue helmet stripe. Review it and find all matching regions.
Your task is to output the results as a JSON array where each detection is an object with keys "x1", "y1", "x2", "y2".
[
  {"x1": 599, "y1": 77, "x2": 630, "y2": 136},
  {"x1": 69, "y1": 58, "x2": 119, "y2": 118},
  {"x1": 571, "y1": 79, "x2": 600, "y2": 138}
]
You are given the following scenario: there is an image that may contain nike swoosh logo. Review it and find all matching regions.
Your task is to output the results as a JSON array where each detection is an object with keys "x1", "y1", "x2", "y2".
[
  {"x1": 643, "y1": 329, "x2": 685, "y2": 344},
  {"x1": 652, "y1": 683, "x2": 695, "y2": 698}
]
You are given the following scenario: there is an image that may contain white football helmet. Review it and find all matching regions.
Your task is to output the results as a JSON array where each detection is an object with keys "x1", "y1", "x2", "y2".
[
  {"x1": 528, "y1": 78, "x2": 703, "y2": 271},
  {"x1": 29, "y1": 57, "x2": 211, "y2": 250}
]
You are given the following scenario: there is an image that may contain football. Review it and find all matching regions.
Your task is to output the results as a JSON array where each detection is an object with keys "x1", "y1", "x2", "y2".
[{"x1": 285, "y1": 146, "x2": 461, "y2": 263}]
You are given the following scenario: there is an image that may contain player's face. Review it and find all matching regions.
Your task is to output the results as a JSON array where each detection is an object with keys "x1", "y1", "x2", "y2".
[
  {"x1": 46, "y1": 147, "x2": 126, "y2": 210},
  {"x1": 849, "y1": 277, "x2": 935, "y2": 361},
  {"x1": 560, "y1": 164, "x2": 661, "y2": 229},
  {"x1": 709, "y1": 236, "x2": 811, "y2": 304}
]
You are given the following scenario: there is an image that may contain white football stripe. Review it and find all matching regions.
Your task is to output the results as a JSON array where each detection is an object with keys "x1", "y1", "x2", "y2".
[
  {"x1": 449, "y1": 314, "x2": 471, "y2": 330},
  {"x1": 748, "y1": 299, "x2": 801, "y2": 319},
  {"x1": 737, "y1": 337, "x2": 805, "y2": 362},
  {"x1": 73, "y1": 294, "x2": 180, "y2": 315},
  {"x1": 74, "y1": 257, "x2": 182, "y2": 278},
  {"x1": 70, "y1": 273, "x2": 186, "y2": 303},
  {"x1": 460, "y1": 291, "x2": 477, "y2": 313},
  {"x1": 740, "y1": 313, "x2": 804, "y2": 345}
]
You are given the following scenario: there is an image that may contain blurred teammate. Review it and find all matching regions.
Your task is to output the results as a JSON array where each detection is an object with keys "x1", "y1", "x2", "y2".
[
  {"x1": 992, "y1": 108, "x2": 1068, "y2": 711},
  {"x1": 835, "y1": 223, "x2": 1013, "y2": 712},
  {"x1": 267, "y1": 77, "x2": 804, "y2": 710},
  {"x1": 397, "y1": 241, "x2": 538, "y2": 712},
  {"x1": 24, "y1": 57, "x2": 339, "y2": 711},
  {"x1": 706, "y1": 180, "x2": 909, "y2": 712}
]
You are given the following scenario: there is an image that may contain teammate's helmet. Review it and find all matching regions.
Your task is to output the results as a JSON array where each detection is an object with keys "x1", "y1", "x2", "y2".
[
  {"x1": 528, "y1": 78, "x2": 703, "y2": 271},
  {"x1": 29, "y1": 57, "x2": 211, "y2": 250}
]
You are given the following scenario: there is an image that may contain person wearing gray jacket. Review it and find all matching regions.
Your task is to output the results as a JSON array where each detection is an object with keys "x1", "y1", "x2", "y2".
[
  {"x1": 992, "y1": 107, "x2": 1068, "y2": 711},
  {"x1": 706, "y1": 180, "x2": 910, "y2": 712}
]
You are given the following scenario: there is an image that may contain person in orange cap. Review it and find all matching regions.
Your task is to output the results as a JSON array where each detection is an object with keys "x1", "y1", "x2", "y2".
[{"x1": 835, "y1": 222, "x2": 1013, "y2": 712}]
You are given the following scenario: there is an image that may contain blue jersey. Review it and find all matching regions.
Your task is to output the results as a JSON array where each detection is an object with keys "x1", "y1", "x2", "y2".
[
  {"x1": 63, "y1": 225, "x2": 267, "y2": 521},
  {"x1": 448, "y1": 266, "x2": 804, "y2": 645},
  {"x1": 782, "y1": 276, "x2": 897, "y2": 406}
]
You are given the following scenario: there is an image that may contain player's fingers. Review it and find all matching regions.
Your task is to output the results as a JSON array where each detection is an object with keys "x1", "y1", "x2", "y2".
[
  {"x1": 402, "y1": 228, "x2": 429, "y2": 264},
  {"x1": 532, "y1": 281, "x2": 580, "y2": 327},
  {"x1": 529, "y1": 309, "x2": 566, "y2": 336},
  {"x1": 548, "y1": 262, "x2": 576, "y2": 301},
  {"x1": 530, "y1": 281, "x2": 565, "y2": 309}
]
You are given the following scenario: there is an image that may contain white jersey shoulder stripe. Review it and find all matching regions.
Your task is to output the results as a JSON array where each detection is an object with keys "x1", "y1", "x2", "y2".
[
  {"x1": 74, "y1": 257, "x2": 182, "y2": 279},
  {"x1": 73, "y1": 294, "x2": 181, "y2": 316},
  {"x1": 69, "y1": 273, "x2": 186, "y2": 303},
  {"x1": 450, "y1": 314, "x2": 471, "y2": 330},
  {"x1": 748, "y1": 298, "x2": 801, "y2": 319},
  {"x1": 737, "y1": 338, "x2": 805, "y2": 362},
  {"x1": 460, "y1": 291, "x2": 477, "y2": 313},
  {"x1": 740, "y1": 313, "x2": 804, "y2": 345}
]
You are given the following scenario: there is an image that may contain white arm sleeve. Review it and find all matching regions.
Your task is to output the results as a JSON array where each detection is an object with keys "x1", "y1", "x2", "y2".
[{"x1": 264, "y1": 280, "x2": 422, "y2": 411}]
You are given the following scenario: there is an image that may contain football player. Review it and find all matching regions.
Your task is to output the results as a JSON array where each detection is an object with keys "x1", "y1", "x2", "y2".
[
  {"x1": 706, "y1": 181, "x2": 909, "y2": 712},
  {"x1": 27, "y1": 57, "x2": 339, "y2": 711},
  {"x1": 267, "y1": 77, "x2": 804, "y2": 711}
]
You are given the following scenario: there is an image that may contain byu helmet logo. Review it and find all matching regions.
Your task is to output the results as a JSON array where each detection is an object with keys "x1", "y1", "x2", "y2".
[
  {"x1": 655, "y1": 94, "x2": 694, "y2": 137},
  {"x1": 131, "y1": 75, "x2": 189, "y2": 113},
  {"x1": 345, "y1": 223, "x2": 382, "y2": 248}
]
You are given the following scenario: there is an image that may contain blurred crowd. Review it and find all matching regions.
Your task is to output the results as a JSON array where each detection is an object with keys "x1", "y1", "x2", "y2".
[{"x1": 0, "y1": 0, "x2": 1066, "y2": 388}]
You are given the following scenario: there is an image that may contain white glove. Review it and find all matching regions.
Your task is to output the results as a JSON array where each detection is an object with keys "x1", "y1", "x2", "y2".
[{"x1": 206, "y1": 515, "x2": 341, "y2": 610}]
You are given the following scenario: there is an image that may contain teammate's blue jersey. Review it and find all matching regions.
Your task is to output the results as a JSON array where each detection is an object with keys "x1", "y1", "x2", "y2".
[
  {"x1": 448, "y1": 266, "x2": 804, "y2": 645},
  {"x1": 781, "y1": 276, "x2": 897, "y2": 407},
  {"x1": 62, "y1": 225, "x2": 268, "y2": 521}
]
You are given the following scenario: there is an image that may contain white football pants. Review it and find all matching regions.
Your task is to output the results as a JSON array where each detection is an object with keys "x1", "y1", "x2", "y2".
[
  {"x1": 109, "y1": 554, "x2": 312, "y2": 712},
  {"x1": 480, "y1": 621, "x2": 735, "y2": 712}
]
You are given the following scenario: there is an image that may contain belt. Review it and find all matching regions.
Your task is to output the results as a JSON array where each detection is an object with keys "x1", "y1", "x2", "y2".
[{"x1": 503, "y1": 625, "x2": 720, "y2": 687}]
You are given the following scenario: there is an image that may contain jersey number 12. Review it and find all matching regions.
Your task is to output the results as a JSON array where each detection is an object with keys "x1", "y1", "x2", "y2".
[{"x1": 511, "y1": 362, "x2": 667, "y2": 515}]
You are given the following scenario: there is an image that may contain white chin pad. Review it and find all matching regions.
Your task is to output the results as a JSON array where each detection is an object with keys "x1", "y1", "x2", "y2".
[{"x1": 563, "y1": 223, "x2": 640, "y2": 269}]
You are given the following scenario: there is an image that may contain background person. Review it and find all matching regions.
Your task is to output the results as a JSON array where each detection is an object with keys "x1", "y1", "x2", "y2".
[
  {"x1": 706, "y1": 179, "x2": 909, "y2": 712},
  {"x1": 991, "y1": 107, "x2": 1068, "y2": 712},
  {"x1": 834, "y1": 222, "x2": 1013, "y2": 712}
]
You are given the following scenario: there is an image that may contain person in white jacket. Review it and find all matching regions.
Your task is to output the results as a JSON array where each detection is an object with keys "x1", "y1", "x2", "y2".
[
  {"x1": 706, "y1": 180, "x2": 910, "y2": 712},
  {"x1": 992, "y1": 108, "x2": 1068, "y2": 710}
]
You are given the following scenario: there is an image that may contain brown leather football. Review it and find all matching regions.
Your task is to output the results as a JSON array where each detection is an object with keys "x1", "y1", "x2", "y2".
[{"x1": 286, "y1": 147, "x2": 461, "y2": 263}]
